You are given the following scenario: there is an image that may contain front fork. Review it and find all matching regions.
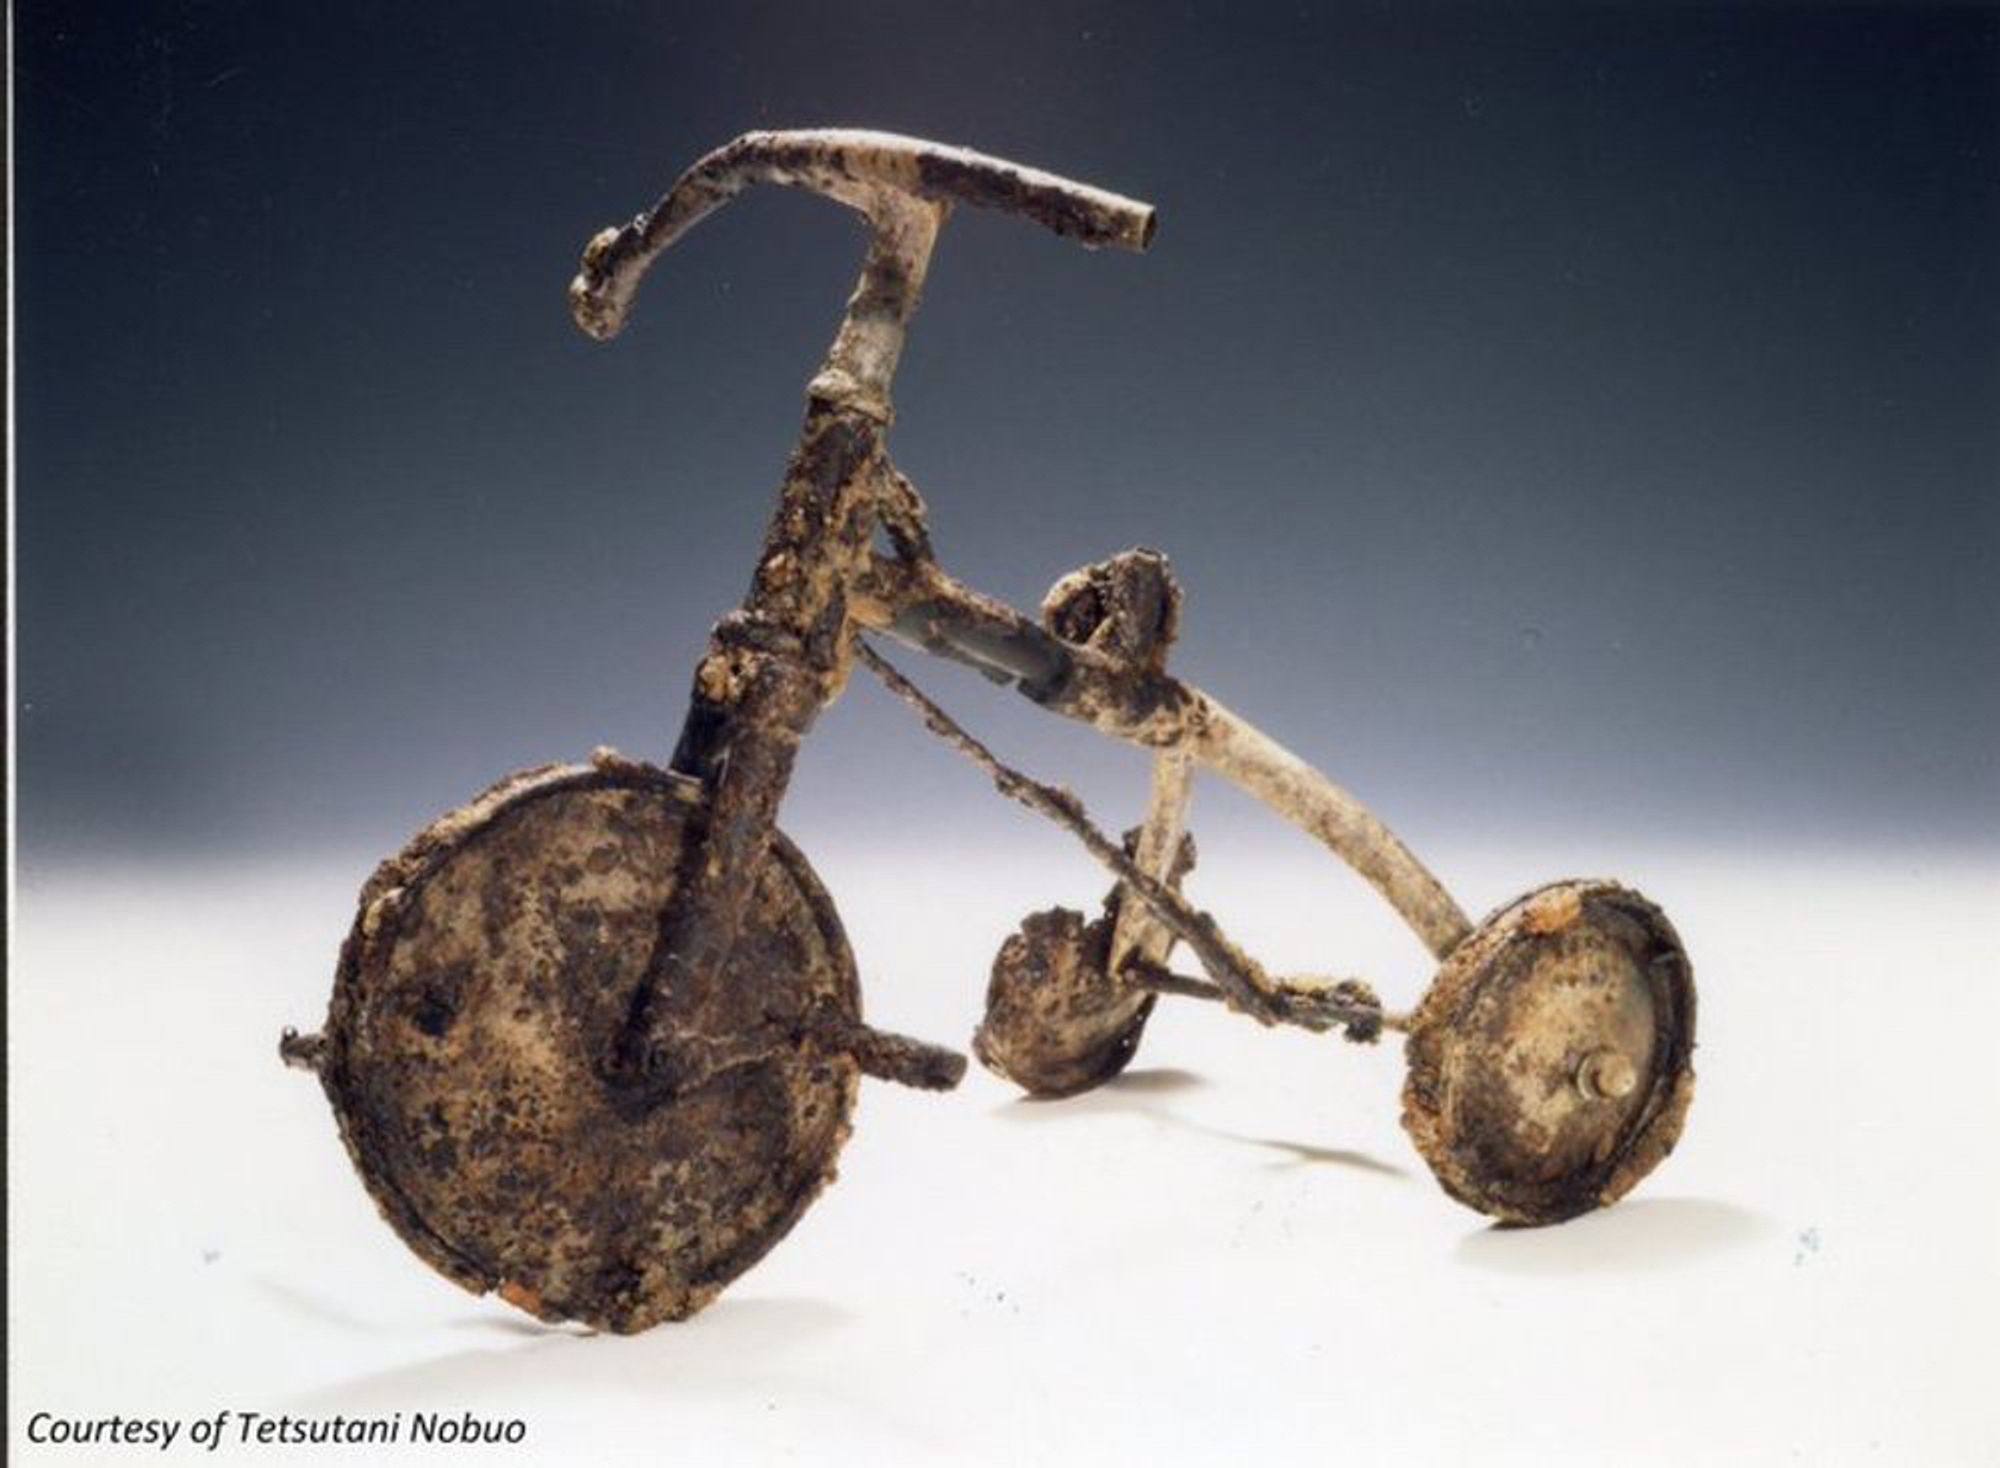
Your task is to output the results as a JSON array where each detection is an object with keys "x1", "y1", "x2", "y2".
[{"x1": 612, "y1": 404, "x2": 961, "y2": 1096}]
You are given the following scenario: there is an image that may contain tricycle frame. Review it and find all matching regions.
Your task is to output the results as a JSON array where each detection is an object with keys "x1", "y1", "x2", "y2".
[{"x1": 283, "y1": 129, "x2": 1696, "y2": 1333}]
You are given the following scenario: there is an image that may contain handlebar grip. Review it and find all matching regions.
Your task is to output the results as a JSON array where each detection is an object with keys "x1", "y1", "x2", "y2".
[{"x1": 571, "y1": 129, "x2": 1156, "y2": 340}]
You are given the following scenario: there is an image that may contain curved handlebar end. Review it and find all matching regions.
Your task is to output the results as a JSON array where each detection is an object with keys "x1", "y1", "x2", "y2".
[{"x1": 570, "y1": 224, "x2": 642, "y2": 341}]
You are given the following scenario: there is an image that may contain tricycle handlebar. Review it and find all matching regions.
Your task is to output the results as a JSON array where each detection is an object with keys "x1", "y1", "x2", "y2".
[{"x1": 570, "y1": 128, "x2": 1156, "y2": 341}]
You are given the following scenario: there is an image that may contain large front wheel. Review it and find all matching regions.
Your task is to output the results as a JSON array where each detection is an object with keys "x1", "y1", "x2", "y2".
[{"x1": 298, "y1": 757, "x2": 862, "y2": 1332}]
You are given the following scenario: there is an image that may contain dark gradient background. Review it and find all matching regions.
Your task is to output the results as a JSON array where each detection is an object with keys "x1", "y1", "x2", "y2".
[{"x1": 15, "y1": 2, "x2": 1998, "y2": 870}]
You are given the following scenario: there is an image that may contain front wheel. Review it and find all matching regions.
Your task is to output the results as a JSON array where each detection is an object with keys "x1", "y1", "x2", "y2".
[{"x1": 296, "y1": 757, "x2": 862, "y2": 1332}]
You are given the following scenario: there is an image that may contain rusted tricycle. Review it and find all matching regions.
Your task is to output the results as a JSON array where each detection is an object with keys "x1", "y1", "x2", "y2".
[{"x1": 283, "y1": 130, "x2": 1695, "y2": 1333}]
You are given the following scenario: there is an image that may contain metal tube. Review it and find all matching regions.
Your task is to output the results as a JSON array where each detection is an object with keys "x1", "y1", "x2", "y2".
[
  {"x1": 571, "y1": 128, "x2": 1153, "y2": 343},
  {"x1": 860, "y1": 560, "x2": 1474, "y2": 959}
]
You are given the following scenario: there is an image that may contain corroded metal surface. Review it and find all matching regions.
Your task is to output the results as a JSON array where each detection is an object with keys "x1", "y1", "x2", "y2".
[
  {"x1": 973, "y1": 551, "x2": 1186, "y2": 1096},
  {"x1": 856, "y1": 641, "x2": 1300, "y2": 1028},
  {"x1": 289, "y1": 125, "x2": 1704, "y2": 1338},
  {"x1": 569, "y1": 128, "x2": 1154, "y2": 345},
  {"x1": 1401, "y1": 880, "x2": 1696, "y2": 1224},
  {"x1": 975, "y1": 907, "x2": 1154, "y2": 1099},
  {"x1": 856, "y1": 552, "x2": 1473, "y2": 958},
  {"x1": 1126, "y1": 959, "x2": 1384, "y2": 1042},
  {"x1": 1045, "y1": 549, "x2": 1194, "y2": 982},
  {"x1": 599, "y1": 139, "x2": 953, "y2": 1091},
  {"x1": 575, "y1": 129, "x2": 1155, "y2": 1092},
  {"x1": 973, "y1": 820, "x2": 1198, "y2": 1098},
  {"x1": 1108, "y1": 746, "x2": 1194, "y2": 979},
  {"x1": 301, "y1": 758, "x2": 862, "y2": 1332}
]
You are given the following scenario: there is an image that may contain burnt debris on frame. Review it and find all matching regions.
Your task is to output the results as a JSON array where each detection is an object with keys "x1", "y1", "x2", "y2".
[{"x1": 283, "y1": 129, "x2": 1696, "y2": 1333}]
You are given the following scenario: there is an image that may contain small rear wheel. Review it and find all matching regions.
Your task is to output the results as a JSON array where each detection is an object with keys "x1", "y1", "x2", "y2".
[
  {"x1": 972, "y1": 905, "x2": 1156, "y2": 1099},
  {"x1": 1401, "y1": 879, "x2": 1696, "y2": 1225}
]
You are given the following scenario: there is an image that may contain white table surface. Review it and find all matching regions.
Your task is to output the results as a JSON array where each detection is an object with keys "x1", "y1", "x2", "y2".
[{"x1": 11, "y1": 831, "x2": 1997, "y2": 1465}]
